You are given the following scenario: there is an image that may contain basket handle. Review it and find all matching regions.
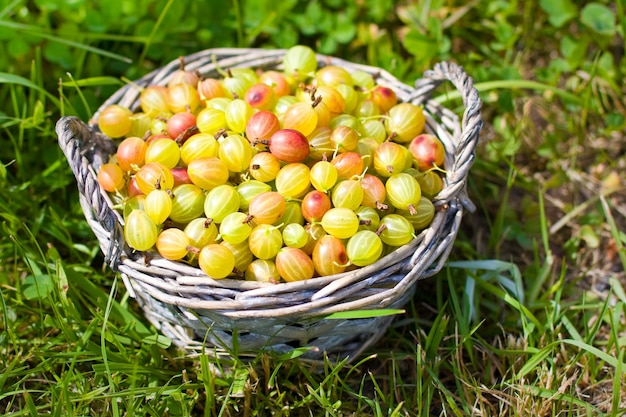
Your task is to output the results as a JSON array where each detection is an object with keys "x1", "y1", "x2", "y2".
[
  {"x1": 56, "y1": 116, "x2": 124, "y2": 269},
  {"x1": 411, "y1": 61, "x2": 482, "y2": 134},
  {"x1": 411, "y1": 62, "x2": 483, "y2": 212}
]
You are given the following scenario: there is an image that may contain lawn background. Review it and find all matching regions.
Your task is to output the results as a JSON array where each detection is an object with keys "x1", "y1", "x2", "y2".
[{"x1": 1, "y1": 0, "x2": 625, "y2": 415}]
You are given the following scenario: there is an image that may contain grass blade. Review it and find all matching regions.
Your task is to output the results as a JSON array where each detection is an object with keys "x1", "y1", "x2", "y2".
[
  {"x1": 424, "y1": 303, "x2": 449, "y2": 360},
  {"x1": 519, "y1": 384, "x2": 597, "y2": 413},
  {"x1": 101, "y1": 277, "x2": 120, "y2": 417},
  {"x1": 517, "y1": 344, "x2": 554, "y2": 379},
  {"x1": 59, "y1": 76, "x2": 125, "y2": 88},
  {"x1": 22, "y1": 390, "x2": 39, "y2": 417},
  {"x1": 325, "y1": 309, "x2": 405, "y2": 319},
  {"x1": 137, "y1": 0, "x2": 174, "y2": 65},
  {"x1": 0, "y1": 73, "x2": 60, "y2": 107},
  {"x1": 433, "y1": 79, "x2": 583, "y2": 105},
  {"x1": 518, "y1": 338, "x2": 626, "y2": 380},
  {"x1": 611, "y1": 343, "x2": 624, "y2": 417},
  {"x1": 599, "y1": 194, "x2": 626, "y2": 271},
  {"x1": 0, "y1": 20, "x2": 132, "y2": 63}
]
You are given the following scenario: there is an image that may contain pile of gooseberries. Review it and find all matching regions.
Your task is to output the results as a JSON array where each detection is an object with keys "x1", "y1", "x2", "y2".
[{"x1": 96, "y1": 45, "x2": 447, "y2": 283}]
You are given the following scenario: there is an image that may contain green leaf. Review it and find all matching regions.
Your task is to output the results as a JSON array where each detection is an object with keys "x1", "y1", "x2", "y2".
[
  {"x1": 539, "y1": 0, "x2": 577, "y2": 28},
  {"x1": 579, "y1": 224, "x2": 600, "y2": 248},
  {"x1": 324, "y1": 0, "x2": 343, "y2": 8},
  {"x1": 270, "y1": 23, "x2": 299, "y2": 49},
  {"x1": 606, "y1": 112, "x2": 625, "y2": 130},
  {"x1": 7, "y1": 37, "x2": 29, "y2": 57},
  {"x1": 402, "y1": 30, "x2": 438, "y2": 61},
  {"x1": 23, "y1": 274, "x2": 54, "y2": 300},
  {"x1": 84, "y1": 11, "x2": 109, "y2": 33},
  {"x1": 596, "y1": 51, "x2": 617, "y2": 79},
  {"x1": 0, "y1": 24, "x2": 15, "y2": 40},
  {"x1": 580, "y1": 3, "x2": 616, "y2": 36},
  {"x1": 497, "y1": 90, "x2": 515, "y2": 113},
  {"x1": 43, "y1": 42, "x2": 77, "y2": 69},
  {"x1": 365, "y1": 0, "x2": 393, "y2": 22},
  {"x1": 332, "y1": 14, "x2": 357, "y2": 44},
  {"x1": 33, "y1": 0, "x2": 60, "y2": 11},
  {"x1": 560, "y1": 35, "x2": 588, "y2": 68},
  {"x1": 494, "y1": 16, "x2": 516, "y2": 49},
  {"x1": 319, "y1": 36, "x2": 338, "y2": 54},
  {"x1": 306, "y1": 0, "x2": 323, "y2": 23}
]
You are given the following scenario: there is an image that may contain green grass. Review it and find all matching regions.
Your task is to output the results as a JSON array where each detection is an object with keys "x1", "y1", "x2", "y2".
[{"x1": 1, "y1": 0, "x2": 626, "y2": 415}]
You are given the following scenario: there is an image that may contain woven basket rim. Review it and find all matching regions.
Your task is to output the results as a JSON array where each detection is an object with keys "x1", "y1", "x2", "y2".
[
  {"x1": 57, "y1": 47, "x2": 482, "y2": 304},
  {"x1": 56, "y1": 47, "x2": 483, "y2": 358}
]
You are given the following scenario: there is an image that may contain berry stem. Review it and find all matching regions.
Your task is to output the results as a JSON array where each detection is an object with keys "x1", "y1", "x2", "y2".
[
  {"x1": 311, "y1": 95, "x2": 322, "y2": 108},
  {"x1": 425, "y1": 165, "x2": 448, "y2": 175},
  {"x1": 175, "y1": 125, "x2": 199, "y2": 144},
  {"x1": 186, "y1": 245, "x2": 200, "y2": 254},
  {"x1": 376, "y1": 201, "x2": 389, "y2": 211},
  {"x1": 214, "y1": 128, "x2": 228, "y2": 139}
]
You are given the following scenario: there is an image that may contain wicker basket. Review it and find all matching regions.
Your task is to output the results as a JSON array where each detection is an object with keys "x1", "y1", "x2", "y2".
[{"x1": 56, "y1": 48, "x2": 482, "y2": 362}]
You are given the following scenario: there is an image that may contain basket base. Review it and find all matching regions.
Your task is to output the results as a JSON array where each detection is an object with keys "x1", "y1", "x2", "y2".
[{"x1": 128, "y1": 273, "x2": 415, "y2": 363}]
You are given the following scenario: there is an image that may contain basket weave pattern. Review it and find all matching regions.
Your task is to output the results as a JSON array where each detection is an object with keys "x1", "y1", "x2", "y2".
[{"x1": 56, "y1": 48, "x2": 482, "y2": 360}]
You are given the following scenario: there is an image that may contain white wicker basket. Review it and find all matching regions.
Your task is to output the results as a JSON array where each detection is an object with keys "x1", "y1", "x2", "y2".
[{"x1": 56, "y1": 48, "x2": 482, "y2": 362}]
